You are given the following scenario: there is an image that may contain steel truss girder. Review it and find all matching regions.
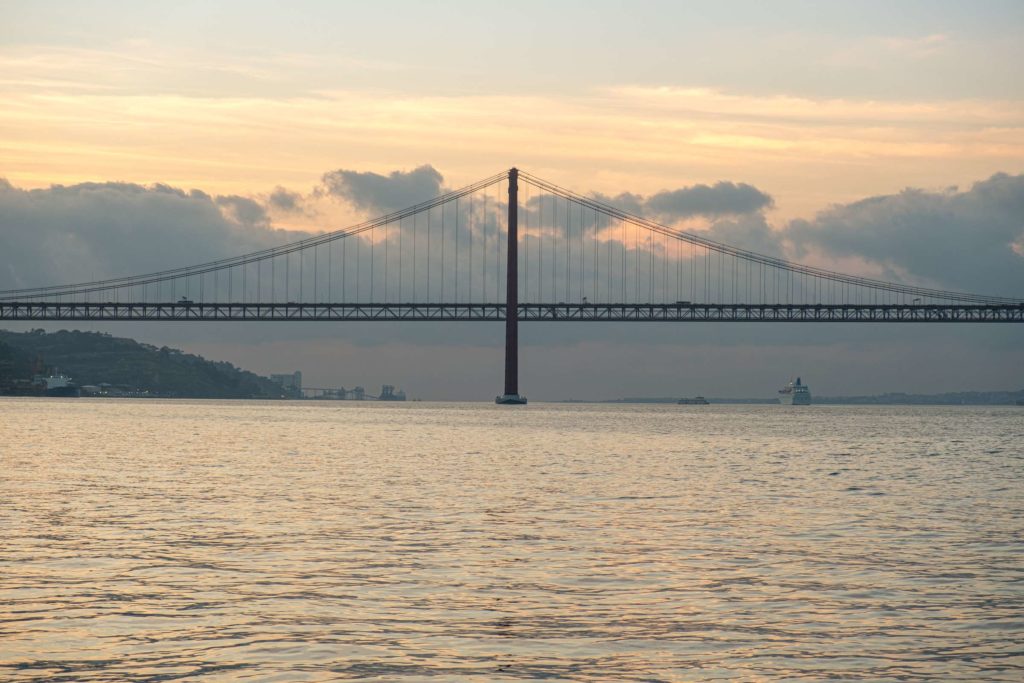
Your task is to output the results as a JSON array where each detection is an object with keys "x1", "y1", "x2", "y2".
[{"x1": 1, "y1": 302, "x2": 1022, "y2": 322}]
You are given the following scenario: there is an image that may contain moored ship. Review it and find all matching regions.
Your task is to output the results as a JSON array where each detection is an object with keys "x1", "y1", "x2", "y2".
[
  {"x1": 779, "y1": 377, "x2": 811, "y2": 405},
  {"x1": 39, "y1": 374, "x2": 80, "y2": 398},
  {"x1": 678, "y1": 396, "x2": 709, "y2": 405}
]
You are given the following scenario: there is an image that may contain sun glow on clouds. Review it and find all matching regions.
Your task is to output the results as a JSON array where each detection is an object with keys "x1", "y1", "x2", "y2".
[{"x1": 1, "y1": 46, "x2": 1022, "y2": 226}]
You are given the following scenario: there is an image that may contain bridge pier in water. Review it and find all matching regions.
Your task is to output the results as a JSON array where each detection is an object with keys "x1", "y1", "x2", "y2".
[{"x1": 496, "y1": 167, "x2": 527, "y2": 405}]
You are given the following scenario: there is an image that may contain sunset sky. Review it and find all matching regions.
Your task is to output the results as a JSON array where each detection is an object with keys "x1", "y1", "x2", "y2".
[{"x1": 2, "y1": 1, "x2": 1022, "y2": 398}]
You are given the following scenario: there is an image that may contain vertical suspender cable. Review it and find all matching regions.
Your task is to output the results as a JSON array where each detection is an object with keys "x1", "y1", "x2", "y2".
[
  {"x1": 455, "y1": 198, "x2": 460, "y2": 302},
  {"x1": 427, "y1": 205, "x2": 431, "y2": 302},
  {"x1": 441, "y1": 202, "x2": 446, "y2": 301}
]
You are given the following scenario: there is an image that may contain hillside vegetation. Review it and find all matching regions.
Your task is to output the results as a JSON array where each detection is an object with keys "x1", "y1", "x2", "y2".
[{"x1": 0, "y1": 329, "x2": 288, "y2": 399}]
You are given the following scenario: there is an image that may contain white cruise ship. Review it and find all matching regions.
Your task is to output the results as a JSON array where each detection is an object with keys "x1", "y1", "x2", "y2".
[{"x1": 779, "y1": 377, "x2": 811, "y2": 405}]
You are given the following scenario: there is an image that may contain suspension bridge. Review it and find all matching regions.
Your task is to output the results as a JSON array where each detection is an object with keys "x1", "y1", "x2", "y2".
[{"x1": 2, "y1": 169, "x2": 1021, "y2": 403}]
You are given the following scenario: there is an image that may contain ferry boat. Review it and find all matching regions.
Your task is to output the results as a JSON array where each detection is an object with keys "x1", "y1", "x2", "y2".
[
  {"x1": 778, "y1": 377, "x2": 811, "y2": 405},
  {"x1": 678, "y1": 396, "x2": 709, "y2": 405}
]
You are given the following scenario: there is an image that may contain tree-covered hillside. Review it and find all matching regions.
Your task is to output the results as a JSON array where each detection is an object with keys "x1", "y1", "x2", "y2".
[
  {"x1": 0, "y1": 329, "x2": 289, "y2": 399},
  {"x1": 0, "y1": 339, "x2": 36, "y2": 384}
]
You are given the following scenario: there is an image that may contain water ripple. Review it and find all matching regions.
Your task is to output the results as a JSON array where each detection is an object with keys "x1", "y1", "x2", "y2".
[{"x1": 1, "y1": 400, "x2": 1022, "y2": 681}]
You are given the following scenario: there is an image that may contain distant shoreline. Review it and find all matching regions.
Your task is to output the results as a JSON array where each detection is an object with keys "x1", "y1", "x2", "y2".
[
  {"x1": 2, "y1": 395, "x2": 1022, "y2": 406},
  {"x1": 559, "y1": 392, "x2": 1024, "y2": 406},
  {"x1": 4, "y1": 330, "x2": 1021, "y2": 406}
]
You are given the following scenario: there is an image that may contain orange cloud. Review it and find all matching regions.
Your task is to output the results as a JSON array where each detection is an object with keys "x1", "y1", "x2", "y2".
[{"x1": 1, "y1": 47, "x2": 1021, "y2": 224}]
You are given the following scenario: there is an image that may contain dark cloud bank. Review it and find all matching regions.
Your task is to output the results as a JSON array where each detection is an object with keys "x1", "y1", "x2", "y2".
[
  {"x1": 320, "y1": 165, "x2": 444, "y2": 214},
  {"x1": 0, "y1": 178, "x2": 295, "y2": 290},
  {"x1": 597, "y1": 181, "x2": 774, "y2": 221},
  {"x1": 1, "y1": 167, "x2": 1021, "y2": 397},
  {"x1": 789, "y1": 173, "x2": 1024, "y2": 295},
  {"x1": 4, "y1": 167, "x2": 1020, "y2": 298}
]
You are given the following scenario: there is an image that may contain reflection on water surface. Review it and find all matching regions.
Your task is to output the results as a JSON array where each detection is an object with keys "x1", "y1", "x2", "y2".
[{"x1": 1, "y1": 400, "x2": 1021, "y2": 681}]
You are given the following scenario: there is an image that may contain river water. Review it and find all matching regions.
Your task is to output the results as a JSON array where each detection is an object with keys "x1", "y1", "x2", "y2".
[{"x1": 1, "y1": 399, "x2": 1022, "y2": 681}]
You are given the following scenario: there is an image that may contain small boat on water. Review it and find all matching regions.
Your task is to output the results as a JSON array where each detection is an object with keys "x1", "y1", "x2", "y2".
[
  {"x1": 779, "y1": 377, "x2": 811, "y2": 405},
  {"x1": 678, "y1": 396, "x2": 709, "y2": 405}
]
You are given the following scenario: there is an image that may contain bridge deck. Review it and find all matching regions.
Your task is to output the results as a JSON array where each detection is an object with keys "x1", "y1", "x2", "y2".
[{"x1": 2, "y1": 302, "x2": 1022, "y2": 322}]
